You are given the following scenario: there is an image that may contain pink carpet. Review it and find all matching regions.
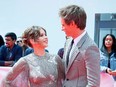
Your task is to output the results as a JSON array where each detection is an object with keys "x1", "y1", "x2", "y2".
[
  {"x1": 0, "y1": 67, "x2": 11, "y2": 86},
  {"x1": 0, "y1": 67, "x2": 11, "y2": 81},
  {"x1": 100, "y1": 72, "x2": 114, "y2": 87}
]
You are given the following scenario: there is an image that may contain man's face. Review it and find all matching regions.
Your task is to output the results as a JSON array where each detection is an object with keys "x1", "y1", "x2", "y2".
[
  {"x1": 60, "y1": 18, "x2": 75, "y2": 37},
  {"x1": 5, "y1": 37, "x2": 15, "y2": 48}
]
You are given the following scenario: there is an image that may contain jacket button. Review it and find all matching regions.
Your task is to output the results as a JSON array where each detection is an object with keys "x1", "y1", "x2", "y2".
[{"x1": 66, "y1": 79, "x2": 69, "y2": 81}]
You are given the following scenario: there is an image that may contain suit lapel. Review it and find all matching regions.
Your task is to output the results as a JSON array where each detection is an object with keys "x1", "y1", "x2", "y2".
[
  {"x1": 67, "y1": 46, "x2": 80, "y2": 72},
  {"x1": 66, "y1": 33, "x2": 88, "y2": 73}
]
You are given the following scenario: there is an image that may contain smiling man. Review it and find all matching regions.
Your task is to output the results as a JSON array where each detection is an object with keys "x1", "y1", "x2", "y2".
[
  {"x1": 0, "y1": 32, "x2": 22, "y2": 66},
  {"x1": 59, "y1": 5, "x2": 100, "y2": 87}
]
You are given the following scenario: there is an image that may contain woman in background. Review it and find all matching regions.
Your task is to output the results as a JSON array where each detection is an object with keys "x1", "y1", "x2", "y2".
[
  {"x1": 2, "y1": 26, "x2": 64, "y2": 87},
  {"x1": 0, "y1": 35, "x2": 4, "y2": 47},
  {"x1": 100, "y1": 34, "x2": 116, "y2": 81}
]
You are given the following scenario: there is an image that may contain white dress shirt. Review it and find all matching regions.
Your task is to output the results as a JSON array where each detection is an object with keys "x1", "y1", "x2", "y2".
[{"x1": 69, "y1": 30, "x2": 86, "y2": 61}]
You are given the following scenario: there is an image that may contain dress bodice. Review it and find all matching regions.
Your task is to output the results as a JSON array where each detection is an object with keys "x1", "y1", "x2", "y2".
[{"x1": 3, "y1": 52, "x2": 64, "y2": 87}]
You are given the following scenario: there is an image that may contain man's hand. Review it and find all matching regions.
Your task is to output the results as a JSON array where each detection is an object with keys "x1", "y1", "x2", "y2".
[{"x1": 5, "y1": 61, "x2": 14, "y2": 66}]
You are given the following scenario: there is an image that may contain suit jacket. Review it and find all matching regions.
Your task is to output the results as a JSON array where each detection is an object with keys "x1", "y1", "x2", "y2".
[{"x1": 63, "y1": 33, "x2": 100, "y2": 87}]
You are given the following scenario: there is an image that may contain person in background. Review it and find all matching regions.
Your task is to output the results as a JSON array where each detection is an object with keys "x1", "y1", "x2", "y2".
[
  {"x1": 57, "y1": 48, "x2": 64, "y2": 59},
  {"x1": 0, "y1": 32, "x2": 22, "y2": 66},
  {"x1": 23, "y1": 46, "x2": 33, "y2": 56},
  {"x1": 24, "y1": 46, "x2": 49, "y2": 56},
  {"x1": 100, "y1": 34, "x2": 116, "y2": 81},
  {"x1": 16, "y1": 37, "x2": 28, "y2": 56},
  {"x1": 2, "y1": 26, "x2": 64, "y2": 87},
  {"x1": 16, "y1": 37, "x2": 23, "y2": 46},
  {"x1": 0, "y1": 35, "x2": 4, "y2": 47},
  {"x1": 59, "y1": 5, "x2": 100, "y2": 87},
  {"x1": 57, "y1": 36, "x2": 69, "y2": 59}
]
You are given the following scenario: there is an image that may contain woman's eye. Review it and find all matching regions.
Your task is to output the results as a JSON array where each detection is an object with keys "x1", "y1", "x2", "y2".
[{"x1": 40, "y1": 34, "x2": 43, "y2": 37}]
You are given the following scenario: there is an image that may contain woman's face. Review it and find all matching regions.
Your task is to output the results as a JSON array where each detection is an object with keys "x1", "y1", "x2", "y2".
[
  {"x1": 105, "y1": 35, "x2": 113, "y2": 48},
  {"x1": 33, "y1": 29, "x2": 48, "y2": 48}
]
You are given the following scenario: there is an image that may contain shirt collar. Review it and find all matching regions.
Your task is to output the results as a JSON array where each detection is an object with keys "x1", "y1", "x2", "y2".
[{"x1": 74, "y1": 30, "x2": 86, "y2": 46}]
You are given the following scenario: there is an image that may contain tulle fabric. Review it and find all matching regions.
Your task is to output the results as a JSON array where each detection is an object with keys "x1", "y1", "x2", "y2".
[
  {"x1": 0, "y1": 67, "x2": 30, "y2": 87},
  {"x1": 0, "y1": 53, "x2": 64, "y2": 87}
]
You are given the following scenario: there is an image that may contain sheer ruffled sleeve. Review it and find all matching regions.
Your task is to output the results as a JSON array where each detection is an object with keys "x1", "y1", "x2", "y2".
[
  {"x1": 2, "y1": 57, "x2": 30, "y2": 87},
  {"x1": 55, "y1": 55, "x2": 65, "y2": 87}
]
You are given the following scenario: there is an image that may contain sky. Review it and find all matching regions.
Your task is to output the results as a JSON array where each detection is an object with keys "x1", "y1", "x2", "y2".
[{"x1": 0, "y1": 0, "x2": 116, "y2": 54}]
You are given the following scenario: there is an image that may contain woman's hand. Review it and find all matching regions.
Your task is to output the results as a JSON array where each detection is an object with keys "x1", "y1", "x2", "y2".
[
  {"x1": 109, "y1": 70, "x2": 116, "y2": 76},
  {"x1": 106, "y1": 68, "x2": 112, "y2": 74}
]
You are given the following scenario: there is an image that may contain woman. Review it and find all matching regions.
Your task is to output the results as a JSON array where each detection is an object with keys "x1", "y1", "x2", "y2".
[
  {"x1": 0, "y1": 35, "x2": 4, "y2": 47},
  {"x1": 2, "y1": 26, "x2": 64, "y2": 87},
  {"x1": 100, "y1": 34, "x2": 116, "y2": 81}
]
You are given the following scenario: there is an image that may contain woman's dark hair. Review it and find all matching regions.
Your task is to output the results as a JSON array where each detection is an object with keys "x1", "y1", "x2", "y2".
[
  {"x1": 0, "y1": 35, "x2": 4, "y2": 47},
  {"x1": 101, "y1": 34, "x2": 116, "y2": 53}
]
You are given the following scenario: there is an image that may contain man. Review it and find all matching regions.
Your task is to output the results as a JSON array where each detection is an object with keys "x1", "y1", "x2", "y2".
[
  {"x1": 59, "y1": 5, "x2": 100, "y2": 87},
  {"x1": 16, "y1": 37, "x2": 29, "y2": 56},
  {"x1": 0, "y1": 32, "x2": 22, "y2": 66}
]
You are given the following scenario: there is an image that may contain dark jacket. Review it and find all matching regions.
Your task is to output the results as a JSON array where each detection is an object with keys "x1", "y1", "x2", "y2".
[{"x1": 0, "y1": 44, "x2": 22, "y2": 66}]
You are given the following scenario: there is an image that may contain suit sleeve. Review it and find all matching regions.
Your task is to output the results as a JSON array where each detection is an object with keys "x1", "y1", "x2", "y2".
[{"x1": 85, "y1": 45, "x2": 100, "y2": 87}]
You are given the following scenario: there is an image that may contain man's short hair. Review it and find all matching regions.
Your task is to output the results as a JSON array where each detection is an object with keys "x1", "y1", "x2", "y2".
[{"x1": 5, "y1": 32, "x2": 17, "y2": 40}]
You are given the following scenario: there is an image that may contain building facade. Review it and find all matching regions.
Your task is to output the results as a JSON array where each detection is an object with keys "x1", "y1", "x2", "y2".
[{"x1": 94, "y1": 13, "x2": 116, "y2": 48}]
